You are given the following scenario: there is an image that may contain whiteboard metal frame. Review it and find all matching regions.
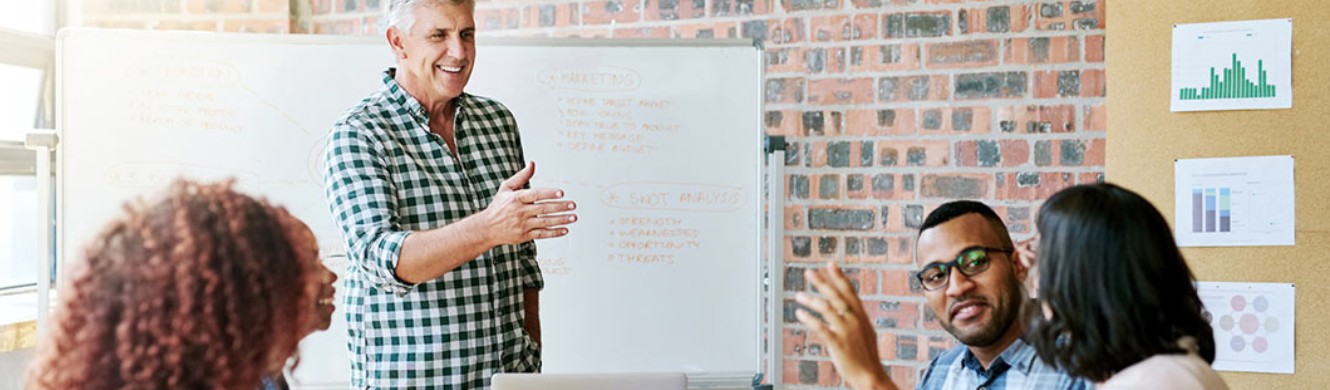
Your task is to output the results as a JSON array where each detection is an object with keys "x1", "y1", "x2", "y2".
[
  {"x1": 55, "y1": 28, "x2": 756, "y2": 49},
  {"x1": 765, "y1": 137, "x2": 785, "y2": 390},
  {"x1": 478, "y1": 37, "x2": 759, "y2": 48}
]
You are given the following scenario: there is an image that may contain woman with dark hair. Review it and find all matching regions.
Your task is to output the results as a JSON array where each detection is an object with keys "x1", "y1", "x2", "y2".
[
  {"x1": 1029, "y1": 183, "x2": 1228, "y2": 389},
  {"x1": 26, "y1": 179, "x2": 330, "y2": 390},
  {"x1": 263, "y1": 262, "x2": 340, "y2": 390}
]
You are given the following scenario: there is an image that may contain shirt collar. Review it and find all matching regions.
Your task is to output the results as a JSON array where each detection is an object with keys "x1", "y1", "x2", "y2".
[
  {"x1": 382, "y1": 68, "x2": 467, "y2": 124},
  {"x1": 959, "y1": 338, "x2": 1039, "y2": 376}
]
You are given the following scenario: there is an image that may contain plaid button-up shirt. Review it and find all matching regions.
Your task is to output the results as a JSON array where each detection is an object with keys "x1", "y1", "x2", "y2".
[
  {"x1": 324, "y1": 69, "x2": 542, "y2": 389},
  {"x1": 917, "y1": 339, "x2": 1090, "y2": 390}
]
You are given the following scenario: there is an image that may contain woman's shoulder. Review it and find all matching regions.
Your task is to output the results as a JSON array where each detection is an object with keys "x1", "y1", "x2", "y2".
[{"x1": 1099, "y1": 353, "x2": 1228, "y2": 390}]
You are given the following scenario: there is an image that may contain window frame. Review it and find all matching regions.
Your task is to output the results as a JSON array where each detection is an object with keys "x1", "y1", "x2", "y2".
[
  {"x1": 0, "y1": 5, "x2": 57, "y2": 292},
  {"x1": 0, "y1": 28, "x2": 55, "y2": 131}
]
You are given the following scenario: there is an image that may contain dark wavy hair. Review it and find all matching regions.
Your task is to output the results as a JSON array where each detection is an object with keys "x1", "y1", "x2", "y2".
[
  {"x1": 1029, "y1": 183, "x2": 1215, "y2": 382},
  {"x1": 26, "y1": 179, "x2": 319, "y2": 389}
]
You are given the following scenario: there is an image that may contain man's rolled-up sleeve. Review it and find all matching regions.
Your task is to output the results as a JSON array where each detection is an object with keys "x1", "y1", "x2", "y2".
[
  {"x1": 324, "y1": 121, "x2": 417, "y2": 295},
  {"x1": 518, "y1": 241, "x2": 543, "y2": 290}
]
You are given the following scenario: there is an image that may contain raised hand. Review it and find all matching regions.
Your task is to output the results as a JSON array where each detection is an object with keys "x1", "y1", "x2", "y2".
[
  {"x1": 1015, "y1": 237, "x2": 1038, "y2": 297},
  {"x1": 480, "y1": 161, "x2": 578, "y2": 246},
  {"x1": 794, "y1": 262, "x2": 898, "y2": 390}
]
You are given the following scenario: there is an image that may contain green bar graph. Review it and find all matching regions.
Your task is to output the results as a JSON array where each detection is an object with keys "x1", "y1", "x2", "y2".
[{"x1": 1179, "y1": 53, "x2": 1277, "y2": 100}]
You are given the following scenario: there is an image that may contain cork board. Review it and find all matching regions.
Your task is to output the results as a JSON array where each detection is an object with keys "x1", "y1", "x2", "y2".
[{"x1": 1107, "y1": 2, "x2": 1330, "y2": 388}]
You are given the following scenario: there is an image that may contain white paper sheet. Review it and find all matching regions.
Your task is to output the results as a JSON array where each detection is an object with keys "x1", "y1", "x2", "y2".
[
  {"x1": 1198, "y1": 282, "x2": 1296, "y2": 374},
  {"x1": 1171, "y1": 19, "x2": 1292, "y2": 112},
  {"x1": 1174, "y1": 155, "x2": 1294, "y2": 247}
]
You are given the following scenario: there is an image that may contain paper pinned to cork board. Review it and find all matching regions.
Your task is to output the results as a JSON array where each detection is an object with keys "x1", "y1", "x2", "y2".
[
  {"x1": 1171, "y1": 19, "x2": 1292, "y2": 112},
  {"x1": 1174, "y1": 155, "x2": 1294, "y2": 247},
  {"x1": 1198, "y1": 281, "x2": 1296, "y2": 374}
]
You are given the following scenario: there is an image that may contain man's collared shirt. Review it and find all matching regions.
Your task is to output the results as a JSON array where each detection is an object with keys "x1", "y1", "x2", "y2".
[
  {"x1": 917, "y1": 339, "x2": 1090, "y2": 390},
  {"x1": 325, "y1": 69, "x2": 542, "y2": 389}
]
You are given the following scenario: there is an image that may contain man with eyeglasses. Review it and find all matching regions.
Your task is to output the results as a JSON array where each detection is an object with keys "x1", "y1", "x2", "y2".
[{"x1": 795, "y1": 201, "x2": 1088, "y2": 390}]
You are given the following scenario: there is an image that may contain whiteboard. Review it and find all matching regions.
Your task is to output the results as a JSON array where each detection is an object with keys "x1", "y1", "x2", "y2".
[{"x1": 57, "y1": 29, "x2": 762, "y2": 387}]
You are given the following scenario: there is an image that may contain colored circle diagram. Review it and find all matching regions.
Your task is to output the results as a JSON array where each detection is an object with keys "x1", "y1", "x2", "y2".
[{"x1": 1215, "y1": 294, "x2": 1279, "y2": 354}]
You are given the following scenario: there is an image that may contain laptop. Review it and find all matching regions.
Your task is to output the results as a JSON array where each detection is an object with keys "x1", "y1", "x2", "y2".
[{"x1": 492, "y1": 372, "x2": 688, "y2": 390}]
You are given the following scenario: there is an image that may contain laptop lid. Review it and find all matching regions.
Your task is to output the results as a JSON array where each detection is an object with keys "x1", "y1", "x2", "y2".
[{"x1": 491, "y1": 372, "x2": 688, "y2": 390}]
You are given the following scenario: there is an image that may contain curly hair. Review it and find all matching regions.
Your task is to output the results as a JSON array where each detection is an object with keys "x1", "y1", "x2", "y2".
[
  {"x1": 1029, "y1": 183, "x2": 1215, "y2": 382},
  {"x1": 26, "y1": 179, "x2": 320, "y2": 390}
]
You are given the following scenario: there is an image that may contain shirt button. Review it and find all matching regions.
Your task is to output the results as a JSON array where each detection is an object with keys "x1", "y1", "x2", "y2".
[{"x1": 977, "y1": 387, "x2": 986, "y2": 390}]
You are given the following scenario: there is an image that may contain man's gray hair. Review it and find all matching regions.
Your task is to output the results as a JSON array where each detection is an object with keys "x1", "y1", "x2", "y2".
[{"x1": 384, "y1": 0, "x2": 474, "y2": 32}]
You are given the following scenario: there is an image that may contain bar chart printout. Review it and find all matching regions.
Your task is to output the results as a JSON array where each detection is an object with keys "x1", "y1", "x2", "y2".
[
  {"x1": 1171, "y1": 19, "x2": 1292, "y2": 112},
  {"x1": 1192, "y1": 188, "x2": 1233, "y2": 233},
  {"x1": 1174, "y1": 156, "x2": 1294, "y2": 247},
  {"x1": 1178, "y1": 54, "x2": 1276, "y2": 100}
]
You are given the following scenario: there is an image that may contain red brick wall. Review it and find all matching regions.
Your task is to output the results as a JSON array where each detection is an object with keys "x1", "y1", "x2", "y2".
[
  {"x1": 305, "y1": 0, "x2": 382, "y2": 34},
  {"x1": 80, "y1": 0, "x2": 291, "y2": 33},
  {"x1": 78, "y1": 0, "x2": 1106, "y2": 388},
  {"x1": 474, "y1": 3, "x2": 1106, "y2": 387}
]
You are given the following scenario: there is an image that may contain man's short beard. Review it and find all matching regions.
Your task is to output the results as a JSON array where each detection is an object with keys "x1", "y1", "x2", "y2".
[{"x1": 942, "y1": 270, "x2": 1024, "y2": 348}]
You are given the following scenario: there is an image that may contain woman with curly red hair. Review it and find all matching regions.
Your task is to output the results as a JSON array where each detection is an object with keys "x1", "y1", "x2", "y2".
[{"x1": 26, "y1": 179, "x2": 327, "y2": 390}]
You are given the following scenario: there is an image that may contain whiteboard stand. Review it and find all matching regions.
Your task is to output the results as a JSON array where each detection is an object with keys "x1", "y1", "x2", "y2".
[
  {"x1": 25, "y1": 130, "x2": 57, "y2": 341},
  {"x1": 764, "y1": 135, "x2": 786, "y2": 390}
]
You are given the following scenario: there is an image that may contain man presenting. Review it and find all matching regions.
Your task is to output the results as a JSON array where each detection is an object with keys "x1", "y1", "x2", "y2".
[
  {"x1": 795, "y1": 201, "x2": 1086, "y2": 389},
  {"x1": 324, "y1": 0, "x2": 577, "y2": 388}
]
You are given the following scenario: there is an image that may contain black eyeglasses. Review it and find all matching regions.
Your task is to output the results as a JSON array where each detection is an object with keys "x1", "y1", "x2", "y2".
[{"x1": 915, "y1": 246, "x2": 1014, "y2": 291}]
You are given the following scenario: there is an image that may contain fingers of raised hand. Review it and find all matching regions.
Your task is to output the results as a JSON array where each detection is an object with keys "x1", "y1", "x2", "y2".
[
  {"x1": 527, "y1": 214, "x2": 578, "y2": 229},
  {"x1": 524, "y1": 227, "x2": 570, "y2": 240},
  {"x1": 500, "y1": 162, "x2": 536, "y2": 190},
  {"x1": 1016, "y1": 242, "x2": 1038, "y2": 268},
  {"x1": 1017, "y1": 237, "x2": 1038, "y2": 254},
  {"x1": 517, "y1": 188, "x2": 567, "y2": 204},
  {"x1": 794, "y1": 307, "x2": 830, "y2": 335},
  {"x1": 500, "y1": 163, "x2": 534, "y2": 191},
  {"x1": 795, "y1": 291, "x2": 846, "y2": 330},
  {"x1": 805, "y1": 268, "x2": 856, "y2": 316},
  {"x1": 824, "y1": 263, "x2": 859, "y2": 304},
  {"x1": 524, "y1": 200, "x2": 577, "y2": 217}
]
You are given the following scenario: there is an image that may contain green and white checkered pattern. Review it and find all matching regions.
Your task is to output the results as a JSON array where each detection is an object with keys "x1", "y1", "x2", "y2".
[{"x1": 324, "y1": 69, "x2": 542, "y2": 389}]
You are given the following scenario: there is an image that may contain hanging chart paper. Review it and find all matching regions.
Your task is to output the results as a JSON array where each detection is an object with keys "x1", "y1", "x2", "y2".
[
  {"x1": 1198, "y1": 282, "x2": 1295, "y2": 374},
  {"x1": 1174, "y1": 155, "x2": 1294, "y2": 247},
  {"x1": 1171, "y1": 19, "x2": 1292, "y2": 112}
]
